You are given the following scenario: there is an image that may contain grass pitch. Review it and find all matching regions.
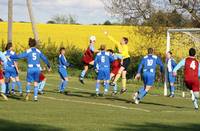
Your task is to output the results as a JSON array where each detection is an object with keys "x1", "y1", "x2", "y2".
[{"x1": 0, "y1": 73, "x2": 200, "y2": 131}]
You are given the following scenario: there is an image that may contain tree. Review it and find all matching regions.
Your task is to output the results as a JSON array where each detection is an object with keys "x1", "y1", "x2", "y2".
[
  {"x1": 103, "y1": 20, "x2": 112, "y2": 25},
  {"x1": 101, "y1": 0, "x2": 155, "y2": 25},
  {"x1": 51, "y1": 14, "x2": 77, "y2": 24},
  {"x1": 168, "y1": 0, "x2": 200, "y2": 25}
]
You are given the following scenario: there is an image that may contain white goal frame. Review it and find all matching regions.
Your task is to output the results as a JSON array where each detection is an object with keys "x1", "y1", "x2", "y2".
[{"x1": 164, "y1": 28, "x2": 200, "y2": 96}]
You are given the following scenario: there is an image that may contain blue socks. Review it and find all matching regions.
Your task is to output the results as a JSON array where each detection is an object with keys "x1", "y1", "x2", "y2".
[
  {"x1": 26, "y1": 84, "x2": 31, "y2": 93},
  {"x1": 170, "y1": 85, "x2": 175, "y2": 94},
  {"x1": 80, "y1": 70, "x2": 86, "y2": 78},
  {"x1": 59, "y1": 80, "x2": 68, "y2": 92},
  {"x1": 137, "y1": 87, "x2": 147, "y2": 100},
  {"x1": 34, "y1": 86, "x2": 38, "y2": 97},
  {"x1": 11, "y1": 81, "x2": 16, "y2": 91},
  {"x1": 1, "y1": 83, "x2": 6, "y2": 94},
  {"x1": 16, "y1": 81, "x2": 22, "y2": 93},
  {"x1": 104, "y1": 82, "x2": 109, "y2": 93},
  {"x1": 96, "y1": 82, "x2": 100, "y2": 94}
]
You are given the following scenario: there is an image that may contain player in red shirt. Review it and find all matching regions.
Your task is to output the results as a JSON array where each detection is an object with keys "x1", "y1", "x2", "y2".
[
  {"x1": 79, "y1": 36, "x2": 98, "y2": 84},
  {"x1": 173, "y1": 48, "x2": 200, "y2": 110},
  {"x1": 107, "y1": 49, "x2": 123, "y2": 95}
]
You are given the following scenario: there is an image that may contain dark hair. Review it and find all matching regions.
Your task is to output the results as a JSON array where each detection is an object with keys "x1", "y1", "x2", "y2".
[
  {"x1": 28, "y1": 38, "x2": 37, "y2": 47},
  {"x1": 189, "y1": 48, "x2": 196, "y2": 56},
  {"x1": 100, "y1": 44, "x2": 106, "y2": 51},
  {"x1": 60, "y1": 47, "x2": 65, "y2": 53},
  {"x1": 107, "y1": 49, "x2": 114, "y2": 54},
  {"x1": 168, "y1": 51, "x2": 172, "y2": 55},
  {"x1": 148, "y1": 48, "x2": 154, "y2": 54},
  {"x1": 5, "y1": 42, "x2": 12, "y2": 50},
  {"x1": 123, "y1": 37, "x2": 128, "y2": 44}
]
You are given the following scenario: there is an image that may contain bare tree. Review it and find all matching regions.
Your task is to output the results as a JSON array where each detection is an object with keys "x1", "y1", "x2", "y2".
[
  {"x1": 168, "y1": 0, "x2": 200, "y2": 24},
  {"x1": 101, "y1": 0, "x2": 155, "y2": 25}
]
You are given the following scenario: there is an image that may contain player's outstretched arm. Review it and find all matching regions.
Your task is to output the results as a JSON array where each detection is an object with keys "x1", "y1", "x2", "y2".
[
  {"x1": 10, "y1": 51, "x2": 28, "y2": 60},
  {"x1": 40, "y1": 53, "x2": 51, "y2": 70},
  {"x1": 173, "y1": 59, "x2": 185, "y2": 76},
  {"x1": 60, "y1": 55, "x2": 70, "y2": 67},
  {"x1": 104, "y1": 31, "x2": 121, "y2": 50}
]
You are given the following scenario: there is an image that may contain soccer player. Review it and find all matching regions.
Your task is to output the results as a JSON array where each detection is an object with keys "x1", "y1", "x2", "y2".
[
  {"x1": 10, "y1": 38, "x2": 51, "y2": 101},
  {"x1": 107, "y1": 49, "x2": 123, "y2": 95},
  {"x1": 166, "y1": 51, "x2": 177, "y2": 97},
  {"x1": 58, "y1": 47, "x2": 70, "y2": 93},
  {"x1": 38, "y1": 67, "x2": 47, "y2": 94},
  {"x1": 4, "y1": 42, "x2": 23, "y2": 96},
  {"x1": 0, "y1": 51, "x2": 8, "y2": 100},
  {"x1": 94, "y1": 45, "x2": 114, "y2": 96},
  {"x1": 173, "y1": 48, "x2": 200, "y2": 110},
  {"x1": 79, "y1": 36, "x2": 98, "y2": 84},
  {"x1": 104, "y1": 32, "x2": 130, "y2": 94},
  {"x1": 133, "y1": 48, "x2": 164, "y2": 104}
]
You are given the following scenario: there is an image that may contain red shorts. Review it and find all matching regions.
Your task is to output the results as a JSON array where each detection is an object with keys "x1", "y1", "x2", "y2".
[
  {"x1": 184, "y1": 79, "x2": 199, "y2": 92},
  {"x1": 0, "y1": 69, "x2": 4, "y2": 80},
  {"x1": 111, "y1": 67, "x2": 120, "y2": 75},
  {"x1": 39, "y1": 73, "x2": 46, "y2": 81}
]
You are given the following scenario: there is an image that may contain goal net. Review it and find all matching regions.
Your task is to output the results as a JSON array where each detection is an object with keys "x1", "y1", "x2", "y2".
[{"x1": 164, "y1": 28, "x2": 200, "y2": 98}]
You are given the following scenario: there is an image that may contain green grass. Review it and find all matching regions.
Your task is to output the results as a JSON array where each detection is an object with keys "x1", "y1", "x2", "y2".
[{"x1": 0, "y1": 73, "x2": 200, "y2": 131}]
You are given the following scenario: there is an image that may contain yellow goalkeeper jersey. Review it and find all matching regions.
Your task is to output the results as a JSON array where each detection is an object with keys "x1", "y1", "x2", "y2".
[{"x1": 108, "y1": 35, "x2": 130, "y2": 59}]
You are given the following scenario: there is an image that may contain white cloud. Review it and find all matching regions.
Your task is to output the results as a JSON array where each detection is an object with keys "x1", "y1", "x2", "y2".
[{"x1": 0, "y1": 0, "x2": 110, "y2": 24}]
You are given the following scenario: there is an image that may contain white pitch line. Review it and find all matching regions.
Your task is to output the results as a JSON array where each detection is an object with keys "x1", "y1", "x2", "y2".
[{"x1": 40, "y1": 95, "x2": 151, "y2": 113}]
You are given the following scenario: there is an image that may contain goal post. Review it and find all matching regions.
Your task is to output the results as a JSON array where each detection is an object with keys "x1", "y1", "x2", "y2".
[{"x1": 164, "y1": 28, "x2": 200, "y2": 96}]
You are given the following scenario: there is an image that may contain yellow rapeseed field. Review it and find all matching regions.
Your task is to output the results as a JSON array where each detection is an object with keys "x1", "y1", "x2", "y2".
[{"x1": 0, "y1": 22, "x2": 192, "y2": 57}]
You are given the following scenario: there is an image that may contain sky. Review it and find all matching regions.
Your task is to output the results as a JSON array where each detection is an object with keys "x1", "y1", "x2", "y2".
[{"x1": 0, "y1": 0, "x2": 111, "y2": 24}]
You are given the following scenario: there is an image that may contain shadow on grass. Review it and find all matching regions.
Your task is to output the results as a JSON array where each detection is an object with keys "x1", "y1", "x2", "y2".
[
  {"x1": 140, "y1": 101, "x2": 185, "y2": 109},
  {"x1": 113, "y1": 123, "x2": 200, "y2": 131},
  {"x1": 0, "y1": 119, "x2": 65, "y2": 131}
]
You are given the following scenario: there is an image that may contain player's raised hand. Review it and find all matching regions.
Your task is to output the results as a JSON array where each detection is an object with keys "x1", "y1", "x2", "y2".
[{"x1": 135, "y1": 73, "x2": 141, "y2": 80}]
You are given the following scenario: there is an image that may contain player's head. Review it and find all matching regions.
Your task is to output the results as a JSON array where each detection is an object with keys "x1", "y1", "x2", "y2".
[
  {"x1": 5, "y1": 42, "x2": 13, "y2": 50},
  {"x1": 90, "y1": 36, "x2": 96, "y2": 44},
  {"x1": 100, "y1": 44, "x2": 106, "y2": 51},
  {"x1": 29, "y1": 38, "x2": 37, "y2": 47},
  {"x1": 121, "y1": 37, "x2": 128, "y2": 45},
  {"x1": 107, "y1": 49, "x2": 114, "y2": 54},
  {"x1": 60, "y1": 47, "x2": 66, "y2": 54},
  {"x1": 148, "y1": 48, "x2": 154, "y2": 54},
  {"x1": 189, "y1": 48, "x2": 196, "y2": 57},
  {"x1": 166, "y1": 51, "x2": 172, "y2": 58}
]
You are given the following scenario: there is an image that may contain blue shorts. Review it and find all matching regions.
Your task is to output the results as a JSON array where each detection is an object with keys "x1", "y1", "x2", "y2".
[
  {"x1": 4, "y1": 67, "x2": 18, "y2": 79},
  {"x1": 143, "y1": 71, "x2": 155, "y2": 86},
  {"x1": 97, "y1": 69, "x2": 110, "y2": 81},
  {"x1": 58, "y1": 68, "x2": 68, "y2": 80},
  {"x1": 26, "y1": 68, "x2": 40, "y2": 83},
  {"x1": 168, "y1": 72, "x2": 176, "y2": 83}
]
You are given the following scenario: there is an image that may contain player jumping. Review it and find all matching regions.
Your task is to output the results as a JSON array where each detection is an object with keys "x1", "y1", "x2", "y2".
[
  {"x1": 133, "y1": 48, "x2": 164, "y2": 104},
  {"x1": 4, "y1": 42, "x2": 23, "y2": 96},
  {"x1": 11, "y1": 38, "x2": 51, "y2": 101},
  {"x1": 104, "y1": 32, "x2": 130, "y2": 94},
  {"x1": 94, "y1": 45, "x2": 114, "y2": 96},
  {"x1": 79, "y1": 36, "x2": 98, "y2": 84},
  {"x1": 166, "y1": 51, "x2": 177, "y2": 97},
  {"x1": 173, "y1": 48, "x2": 200, "y2": 110}
]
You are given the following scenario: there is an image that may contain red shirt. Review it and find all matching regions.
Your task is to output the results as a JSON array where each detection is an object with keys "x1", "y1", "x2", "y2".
[
  {"x1": 184, "y1": 57, "x2": 199, "y2": 81},
  {"x1": 82, "y1": 47, "x2": 94, "y2": 64}
]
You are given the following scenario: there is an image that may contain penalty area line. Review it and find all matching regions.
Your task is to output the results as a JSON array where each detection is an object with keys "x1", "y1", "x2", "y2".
[{"x1": 40, "y1": 95, "x2": 151, "y2": 113}]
